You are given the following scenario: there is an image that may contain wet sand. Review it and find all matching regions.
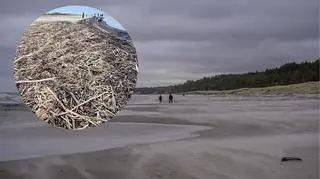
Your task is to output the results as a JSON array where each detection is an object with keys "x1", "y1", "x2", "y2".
[
  {"x1": 0, "y1": 122, "x2": 210, "y2": 162},
  {"x1": 0, "y1": 95, "x2": 319, "y2": 179}
]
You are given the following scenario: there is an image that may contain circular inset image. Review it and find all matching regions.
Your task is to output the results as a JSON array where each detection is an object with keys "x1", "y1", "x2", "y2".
[{"x1": 13, "y1": 5, "x2": 138, "y2": 130}]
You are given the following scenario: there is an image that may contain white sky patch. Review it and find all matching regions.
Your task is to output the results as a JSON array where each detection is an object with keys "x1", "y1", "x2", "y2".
[{"x1": 136, "y1": 71, "x2": 220, "y2": 87}]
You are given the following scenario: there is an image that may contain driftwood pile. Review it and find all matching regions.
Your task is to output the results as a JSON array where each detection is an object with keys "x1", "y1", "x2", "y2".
[{"x1": 13, "y1": 17, "x2": 138, "y2": 130}]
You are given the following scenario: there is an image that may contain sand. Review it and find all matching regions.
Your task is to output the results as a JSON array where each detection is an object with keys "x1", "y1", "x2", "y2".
[
  {"x1": 0, "y1": 122, "x2": 210, "y2": 162},
  {"x1": 0, "y1": 94, "x2": 319, "y2": 179},
  {"x1": 35, "y1": 14, "x2": 87, "y2": 23}
]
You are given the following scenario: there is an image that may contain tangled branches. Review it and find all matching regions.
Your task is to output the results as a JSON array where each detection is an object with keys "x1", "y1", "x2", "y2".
[{"x1": 13, "y1": 17, "x2": 138, "y2": 130}]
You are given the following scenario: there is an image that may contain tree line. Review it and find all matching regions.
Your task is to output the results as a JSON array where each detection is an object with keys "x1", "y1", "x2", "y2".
[{"x1": 135, "y1": 59, "x2": 319, "y2": 94}]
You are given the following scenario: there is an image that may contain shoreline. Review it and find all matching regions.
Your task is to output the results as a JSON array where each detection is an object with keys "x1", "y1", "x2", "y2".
[{"x1": 0, "y1": 94, "x2": 318, "y2": 179}]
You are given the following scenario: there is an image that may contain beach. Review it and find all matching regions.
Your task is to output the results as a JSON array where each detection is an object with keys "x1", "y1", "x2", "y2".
[
  {"x1": 35, "y1": 14, "x2": 86, "y2": 23},
  {"x1": 0, "y1": 94, "x2": 319, "y2": 179}
]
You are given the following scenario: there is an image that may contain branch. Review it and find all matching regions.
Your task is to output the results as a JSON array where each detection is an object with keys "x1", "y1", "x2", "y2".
[{"x1": 16, "y1": 77, "x2": 56, "y2": 84}]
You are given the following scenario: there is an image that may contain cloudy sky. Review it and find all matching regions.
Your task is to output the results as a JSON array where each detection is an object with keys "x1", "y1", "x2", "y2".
[{"x1": 0, "y1": 0, "x2": 318, "y2": 92}]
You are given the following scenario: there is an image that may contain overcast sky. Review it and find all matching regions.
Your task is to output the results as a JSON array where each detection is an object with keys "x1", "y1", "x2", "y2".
[{"x1": 0, "y1": 0, "x2": 318, "y2": 92}]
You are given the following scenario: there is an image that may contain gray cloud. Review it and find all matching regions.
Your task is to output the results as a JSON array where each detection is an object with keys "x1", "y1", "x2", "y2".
[{"x1": 0, "y1": 0, "x2": 318, "y2": 91}]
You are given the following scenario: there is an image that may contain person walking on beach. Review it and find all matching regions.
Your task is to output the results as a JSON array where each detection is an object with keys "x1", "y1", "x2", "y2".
[
  {"x1": 159, "y1": 95, "x2": 163, "y2": 103},
  {"x1": 82, "y1": 12, "x2": 84, "y2": 19},
  {"x1": 169, "y1": 93, "x2": 173, "y2": 103}
]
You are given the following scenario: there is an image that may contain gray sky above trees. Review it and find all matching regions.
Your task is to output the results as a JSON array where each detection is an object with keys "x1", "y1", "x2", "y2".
[{"x1": 0, "y1": 0, "x2": 318, "y2": 92}]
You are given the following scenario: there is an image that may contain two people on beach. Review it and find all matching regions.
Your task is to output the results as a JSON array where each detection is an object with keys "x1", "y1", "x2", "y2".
[{"x1": 158, "y1": 93, "x2": 173, "y2": 103}]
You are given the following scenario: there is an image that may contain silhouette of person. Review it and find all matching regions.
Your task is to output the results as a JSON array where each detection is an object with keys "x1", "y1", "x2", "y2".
[
  {"x1": 82, "y1": 12, "x2": 84, "y2": 19},
  {"x1": 169, "y1": 93, "x2": 173, "y2": 103},
  {"x1": 159, "y1": 95, "x2": 163, "y2": 103}
]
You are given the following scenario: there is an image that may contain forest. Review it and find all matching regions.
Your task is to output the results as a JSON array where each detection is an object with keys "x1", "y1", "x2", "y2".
[{"x1": 135, "y1": 59, "x2": 319, "y2": 94}]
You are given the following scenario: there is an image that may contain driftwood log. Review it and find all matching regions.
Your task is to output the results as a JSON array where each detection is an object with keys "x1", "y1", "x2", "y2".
[
  {"x1": 13, "y1": 16, "x2": 138, "y2": 130},
  {"x1": 281, "y1": 157, "x2": 303, "y2": 162}
]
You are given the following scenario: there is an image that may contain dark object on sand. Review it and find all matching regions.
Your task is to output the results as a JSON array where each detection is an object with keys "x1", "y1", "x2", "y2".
[
  {"x1": 281, "y1": 157, "x2": 302, "y2": 162},
  {"x1": 82, "y1": 13, "x2": 84, "y2": 19},
  {"x1": 169, "y1": 93, "x2": 173, "y2": 103}
]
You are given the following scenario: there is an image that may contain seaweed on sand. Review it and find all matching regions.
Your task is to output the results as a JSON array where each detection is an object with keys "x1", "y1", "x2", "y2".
[{"x1": 13, "y1": 17, "x2": 138, "y2": 130}]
